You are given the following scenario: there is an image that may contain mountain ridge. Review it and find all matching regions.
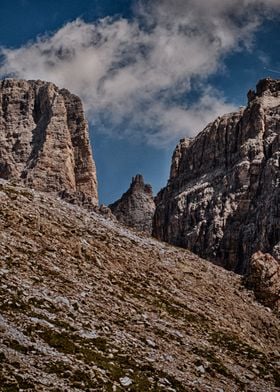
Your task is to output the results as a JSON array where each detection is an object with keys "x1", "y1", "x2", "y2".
[{"x1": 153, "y1": 78, "x2": 280, "y2": 273}]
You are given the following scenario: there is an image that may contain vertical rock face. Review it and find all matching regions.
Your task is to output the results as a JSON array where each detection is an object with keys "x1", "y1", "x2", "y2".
[
  {"x1": 153, "y1": 78, "x2": 280, "y2": 273},
  {"x1": 109, "y1": 174, "x2": 155, "y2": 233},
  {"x1": 0, "y1": 79, "x2": 98, "y2": 204}
]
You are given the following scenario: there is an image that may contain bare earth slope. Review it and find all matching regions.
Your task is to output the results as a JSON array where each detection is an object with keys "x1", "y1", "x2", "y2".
[{"x1": 0, "y1": 180, "x2": 279, "y2": 391}]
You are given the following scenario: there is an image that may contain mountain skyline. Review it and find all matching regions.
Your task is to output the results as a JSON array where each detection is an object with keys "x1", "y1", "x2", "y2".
[{"x1": 0, "y1": 0, "x2": 279, "y2": 204}]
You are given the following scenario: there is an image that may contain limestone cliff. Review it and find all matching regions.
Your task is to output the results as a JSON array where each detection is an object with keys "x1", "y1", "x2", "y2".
[
  {"x1": 0, "y1": 79, "x2": 98, "y2": 204},
  {"x1": 109, "y1": 174, "x2": 155, "y2": 233},
  {"x1": 153, "y1": 78, "x2": 280, "y2": 273}
]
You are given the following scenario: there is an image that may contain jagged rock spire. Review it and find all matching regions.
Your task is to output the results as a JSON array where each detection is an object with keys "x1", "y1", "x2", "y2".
[{"x1": 109, "y1": 174, "x2": 155, "y2": 233}]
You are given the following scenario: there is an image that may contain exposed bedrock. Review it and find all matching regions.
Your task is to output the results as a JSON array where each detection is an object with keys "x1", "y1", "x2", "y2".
[
  {"x1": 109, "y1": 174, "x2": 155, "y2": 234},
  {"x1": 153, "y1": 78, "x2": 280, "y2": 273},
  {"x1": 0, "y1": 79, "x2": 98, "y2": 204}
]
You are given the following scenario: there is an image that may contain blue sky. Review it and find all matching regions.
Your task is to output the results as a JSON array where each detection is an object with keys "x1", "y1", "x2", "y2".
[{"x1": 0, "y1": 0, "x2": 279, "y2": 204}]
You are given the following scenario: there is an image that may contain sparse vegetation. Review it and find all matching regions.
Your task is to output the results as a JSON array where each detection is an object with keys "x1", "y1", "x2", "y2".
[{"x1": 0, "y1": 181, "x2": 279, "y2": 391}]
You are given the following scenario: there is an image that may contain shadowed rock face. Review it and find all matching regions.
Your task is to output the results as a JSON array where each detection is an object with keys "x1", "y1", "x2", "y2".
[
  {"x1": 153, "y1": 78, "x2": 280, "y2": 273},
  {"x1": 109, "y1": 174, "x2": 155, "y2": 233},
  {"x1": 0, "y1": 79, "x2": 98, "y2": 204}
]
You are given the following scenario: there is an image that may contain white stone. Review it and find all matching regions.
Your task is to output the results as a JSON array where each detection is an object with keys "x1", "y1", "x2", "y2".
[{"x1": 119, "y1": 376, "x2": 133, "y2": 387}]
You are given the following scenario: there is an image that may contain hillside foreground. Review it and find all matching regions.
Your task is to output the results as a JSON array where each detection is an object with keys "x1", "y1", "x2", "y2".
[{"x1": 0, "y1": 180, "x2": 279, "y2": 391}]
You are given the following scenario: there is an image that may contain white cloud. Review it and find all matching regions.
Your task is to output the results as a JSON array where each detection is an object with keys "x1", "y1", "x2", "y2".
[{"x1": 0, "y1": 0, "x2": 279, "y2": 146}]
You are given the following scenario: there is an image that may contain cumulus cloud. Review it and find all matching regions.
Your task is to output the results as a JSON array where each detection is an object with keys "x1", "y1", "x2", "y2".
[{"x1": 0, "y1": 0, "x2": 279, "y2": 146}]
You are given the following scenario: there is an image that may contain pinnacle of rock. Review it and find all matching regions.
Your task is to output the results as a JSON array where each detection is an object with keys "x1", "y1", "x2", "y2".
[
  {"x1": 247, "y1": 78, "x2": 280, "y2": 104},
  {"x1": 0, "y1": 79, "x2": 98, "y2": 205},
  {"x1": 109, "y1": 174, "x2": 155, "y2": 233},
  {"x1": 153, "y1": 78, "x2": 280, "y2": 273}
]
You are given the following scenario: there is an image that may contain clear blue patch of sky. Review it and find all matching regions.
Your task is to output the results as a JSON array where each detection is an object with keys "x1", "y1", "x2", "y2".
[
  {"x1": 207, "y1": 18, "x2": 280, "y2": 106},
  {"x1": 0, "y1": 0, "x2": 134, "y2": 47}
]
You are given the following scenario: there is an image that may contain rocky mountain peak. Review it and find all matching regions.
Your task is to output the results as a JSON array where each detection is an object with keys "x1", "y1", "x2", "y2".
[
  {"x1": 109, "y1": 174, "x2": 155, "y2": 233},
  {"x1": 0, "y1": 78, "x2": 98, "y2": 205},
  {"x1": 131, "y1": 174, "x2": 153, "y2": 195},
  {"x1": 153, "y1": 78, "x2": 280, "y2": 273},
  {"x1": 247, "y1": 77, "x2": 280, "y2": 104}
]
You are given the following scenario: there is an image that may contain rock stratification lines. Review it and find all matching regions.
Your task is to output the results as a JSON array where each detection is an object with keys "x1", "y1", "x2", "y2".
[
  {"x1": 153, "y1": 78, "x2": 280, "y2": 273},
  {"x1": 0, "y1": 79, "x2": 98, "y2": 204}
]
